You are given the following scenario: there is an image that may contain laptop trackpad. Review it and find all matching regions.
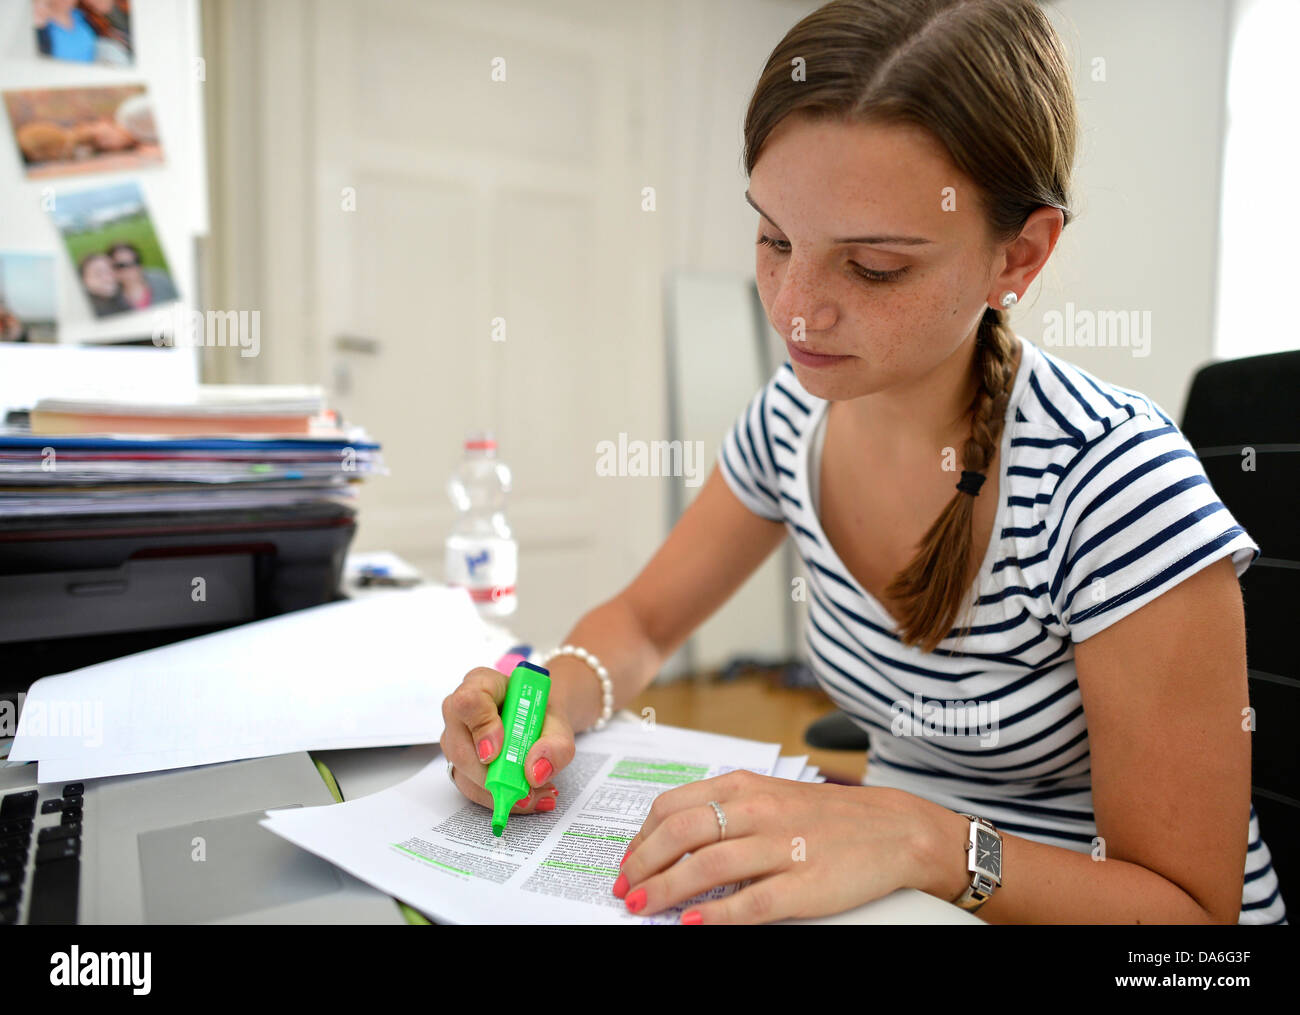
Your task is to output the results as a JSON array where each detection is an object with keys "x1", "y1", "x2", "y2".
[{"x1": 138, "y1": 807, "x2": 343, "y2": 923}]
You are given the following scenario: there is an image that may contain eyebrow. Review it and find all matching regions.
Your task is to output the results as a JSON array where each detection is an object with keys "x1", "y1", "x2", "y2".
[{"x1": 744, "y1": 191, "x2": 933, "y2": 246}]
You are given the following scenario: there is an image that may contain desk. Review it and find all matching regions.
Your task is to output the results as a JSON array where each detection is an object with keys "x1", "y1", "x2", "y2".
[
  {"x1": 332, "y1": 568, "x2": 981, "y2": 924},
  {"x1": 313, "y1": 736, "x2": 984, "y2": 926}
]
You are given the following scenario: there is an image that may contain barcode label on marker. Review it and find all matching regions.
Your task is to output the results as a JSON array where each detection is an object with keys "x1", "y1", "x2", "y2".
[{"x1": 505, "y1": 697, "x2": 531, "y2": 763}]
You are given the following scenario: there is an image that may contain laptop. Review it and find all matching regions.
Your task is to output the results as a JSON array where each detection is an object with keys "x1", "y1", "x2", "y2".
[{"x1": 0, "y1": 750, "x2": 406, "y2": 924}]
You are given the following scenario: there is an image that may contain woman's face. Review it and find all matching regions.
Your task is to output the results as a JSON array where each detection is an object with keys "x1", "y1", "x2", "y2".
[
  {"x1": 748, "y1": 115, "x2": 1008, "y2": 404},
  {"x1": 81, "y1": 254, "x2": 118, "y2": 297}
]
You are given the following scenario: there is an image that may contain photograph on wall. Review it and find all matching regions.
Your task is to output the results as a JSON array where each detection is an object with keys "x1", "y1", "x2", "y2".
[
  {"x1": 50, "y1": 181, "x2": 179, "y2": 318},
  {"x1": 32, "y1": 0, "x2": 133, "y2": 66},
  {"x1": 4, "y1": 84, "x2": 162, "y2": 180},
  {"x1": 0, "y1": 252, "x2": 58, "y2": 343}
]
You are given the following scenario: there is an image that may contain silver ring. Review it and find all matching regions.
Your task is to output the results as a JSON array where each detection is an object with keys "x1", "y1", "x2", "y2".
[
  {"x1": 446, "y1": 760, "x2": 457, "y2": 787},
  {"x1": 708, "y1": 800, "x2": 726, "y2": 841}
]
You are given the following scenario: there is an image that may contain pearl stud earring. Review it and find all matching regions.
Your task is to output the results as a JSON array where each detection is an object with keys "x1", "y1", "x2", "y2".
[{"x1": 999, "y1": 291, "x2": 1018, "y2": 309}]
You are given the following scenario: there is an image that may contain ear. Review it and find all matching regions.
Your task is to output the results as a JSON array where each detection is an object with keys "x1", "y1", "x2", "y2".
[{"x1": 987, "y1": 206, "x2": 1064, "y2": 308}]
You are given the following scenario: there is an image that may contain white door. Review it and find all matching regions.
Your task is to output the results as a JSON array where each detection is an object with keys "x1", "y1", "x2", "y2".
[{"x1": 309, "y1": 0, "x2": 667, "y2": 646}]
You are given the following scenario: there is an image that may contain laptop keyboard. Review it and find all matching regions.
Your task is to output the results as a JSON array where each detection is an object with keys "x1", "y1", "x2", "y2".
[{"x1": 0, "y1": 783, "x2": 83, "y2": 924}]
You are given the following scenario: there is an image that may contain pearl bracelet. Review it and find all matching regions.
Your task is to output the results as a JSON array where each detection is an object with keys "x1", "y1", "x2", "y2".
[{"x1": 541, "y1": 644, "x2": 614, "y2": 731}]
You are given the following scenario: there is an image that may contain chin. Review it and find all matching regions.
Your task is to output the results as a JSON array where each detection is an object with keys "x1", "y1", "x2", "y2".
[{"x1": 788, "y1": 360, "x2": 874, "y2": 402}]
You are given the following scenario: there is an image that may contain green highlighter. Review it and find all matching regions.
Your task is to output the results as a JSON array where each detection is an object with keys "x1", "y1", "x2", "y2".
[{"x1": 486, "y1": 661, "x2": 551, "y2": 836}]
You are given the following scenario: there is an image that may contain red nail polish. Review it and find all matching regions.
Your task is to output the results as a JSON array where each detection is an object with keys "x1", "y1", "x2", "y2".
[
  {"x1": 681, "y1": 909, "x2": 703, "y2": 925},
  {"x1": 536, "y1": 797, "x2": 555, "y2": 812},
  {"x1": 612, "y1": 873, "x2": 628, "y2": 898},
  {"x1": 625, "y1": 888, "x2": 647, "y2": 913},
  {"x1": 478, "y1": 738, "x2": 493, "y2": 762},
  {"x1": 532, "y1": 758, "x2": 553, "y2": 784}
]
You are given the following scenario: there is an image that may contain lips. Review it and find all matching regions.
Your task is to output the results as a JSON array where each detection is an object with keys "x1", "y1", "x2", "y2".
[{"x1": 785, "y1": 339, "x2": 835, "y2": 355}]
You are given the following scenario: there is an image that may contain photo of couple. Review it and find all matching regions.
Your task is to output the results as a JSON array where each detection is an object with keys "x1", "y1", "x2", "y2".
[
  {"x1": 77, "y1": 242, "x2": 176, "y2": 317},
  {"x1": 51, "y1": 181, "x2": 178, "y2": 319}
]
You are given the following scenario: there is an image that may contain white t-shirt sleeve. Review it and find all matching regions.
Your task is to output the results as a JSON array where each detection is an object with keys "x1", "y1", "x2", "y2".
[
  {"x1": 718, "y1": 374, "x2": 784, "y2": 522},
  {"x1": 1048, "y1": 413, "x2": 1260, "y2": 642}
]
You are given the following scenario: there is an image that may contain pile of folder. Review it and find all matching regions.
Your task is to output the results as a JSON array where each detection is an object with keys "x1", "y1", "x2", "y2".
[{"x1": 0, "y1": 386, "x2": 384, "y2": 520}]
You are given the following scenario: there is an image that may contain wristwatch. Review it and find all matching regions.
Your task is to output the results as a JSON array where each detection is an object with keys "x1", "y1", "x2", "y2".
[{"x1": 953, "y1": 813, "x2": 1002, "y2": 913}]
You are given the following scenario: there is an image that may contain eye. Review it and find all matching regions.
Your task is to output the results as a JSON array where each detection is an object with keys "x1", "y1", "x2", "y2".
[
  {"x1": 851, "y1": 263, "x2": 909, "y2": 284},
  {"x1": 758, "y1": 235, "x2": 908, "y2": 284}
]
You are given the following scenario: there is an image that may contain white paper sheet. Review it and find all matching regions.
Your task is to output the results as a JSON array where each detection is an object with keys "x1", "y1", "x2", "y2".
[
  {"x1": 10, "y1": 586, "x2": 513, "y2": 782},
  {"x1": 261, "y1": 718, "x2": 785, "y2": 924}
]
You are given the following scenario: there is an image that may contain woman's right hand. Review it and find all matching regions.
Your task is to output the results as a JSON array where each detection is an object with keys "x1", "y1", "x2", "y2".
[{"x1": 439, "y1": 666, "x2": 576, "y2": 814}]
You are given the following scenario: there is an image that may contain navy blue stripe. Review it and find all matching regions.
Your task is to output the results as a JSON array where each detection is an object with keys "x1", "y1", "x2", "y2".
[
  {"x1": 773, "y1": 381, "x2": 810, "y2": 415},
  {"x1": 772, "y1": 406, "x2": 802, "y2": 438},
  {"x1": 720, "y1": 442, "x2": 778, "y2": 514},
  {"x1": 1069, "y1": 526, "x2": 1243, "y2": 626},
  {"x1": 1028, "y1": 372, "x2": 1086, "y2": 443}
]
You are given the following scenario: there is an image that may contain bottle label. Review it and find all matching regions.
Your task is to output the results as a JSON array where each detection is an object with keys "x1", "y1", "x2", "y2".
[{"x1": 445, "y1": 539, "x2": 518, "y2": 613}]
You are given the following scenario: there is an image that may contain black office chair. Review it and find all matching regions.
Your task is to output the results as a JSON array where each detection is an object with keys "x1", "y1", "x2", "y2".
[{"x1": 1181, "y1": 348, "x2": 1300, "y2": 911}]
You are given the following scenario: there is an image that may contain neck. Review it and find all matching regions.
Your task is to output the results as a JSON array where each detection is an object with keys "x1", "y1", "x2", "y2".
[{"x1": 840, "y1": 323, "x2": 993, "y2": 458}]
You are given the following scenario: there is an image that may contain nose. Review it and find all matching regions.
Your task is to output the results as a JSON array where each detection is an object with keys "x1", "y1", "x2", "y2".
[{"x1": 768, "y1": 253, "x2": 837, "y2": 339}]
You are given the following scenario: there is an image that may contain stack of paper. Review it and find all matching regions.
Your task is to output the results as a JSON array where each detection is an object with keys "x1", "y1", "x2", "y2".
[
  {"x1": 30, "y1": 385, "x2": 333, "y2": 436},
  {"x1": 262, "y1": 718, "x2": 825, "y2": 925},
  {"x1": 0, "y1": 431, "x2": 383, "y2": 519},
  {"x1": 0, "y1": 383, "x2": 383, "y2": 521}
]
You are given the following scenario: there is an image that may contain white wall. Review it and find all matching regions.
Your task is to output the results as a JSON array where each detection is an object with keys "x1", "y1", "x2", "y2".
[
  {"x1": 1034, "y1": 0, "x2": 1232, "y2": 422},
  {"x1": 0, "y1": 0, "x2": 208, "y2": 344}
]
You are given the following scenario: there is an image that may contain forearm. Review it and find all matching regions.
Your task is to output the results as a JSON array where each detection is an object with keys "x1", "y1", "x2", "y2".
[
  {"x1": 544, "y1": 593, "x2": 663, "y2": 733},
  {"x1": 905, "y1": 794, "x2": 1230, "y2": 924}
]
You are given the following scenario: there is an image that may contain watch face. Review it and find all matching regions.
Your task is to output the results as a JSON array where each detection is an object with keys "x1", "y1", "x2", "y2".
[{"x1": 974, "y1": 828, "x2": 1001, "y2": 880}]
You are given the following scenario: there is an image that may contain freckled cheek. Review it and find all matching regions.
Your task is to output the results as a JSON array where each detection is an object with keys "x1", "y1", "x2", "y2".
[{"x1": 754, "y1": 264, "x2": 785, "y2": 323}]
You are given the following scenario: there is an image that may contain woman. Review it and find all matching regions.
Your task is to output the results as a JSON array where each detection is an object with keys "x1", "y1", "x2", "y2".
[
  {"x1": 108, "y1": 242, "x2": 177, "y2": 309},
  {"x1": 78, "y1": 251, "x2": 128, "y2": 318},
  {"x1": 440, "y1": 0, "x2": 1287, "y2": 924}
]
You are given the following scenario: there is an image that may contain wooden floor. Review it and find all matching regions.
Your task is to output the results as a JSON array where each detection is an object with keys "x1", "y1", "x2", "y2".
[{"x1": 628, "y1": 672, "x2": 868, "y2": 784}]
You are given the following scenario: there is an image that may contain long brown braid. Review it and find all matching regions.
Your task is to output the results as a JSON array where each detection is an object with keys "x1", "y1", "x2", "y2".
[{"x1": 882, "y1": 309, "x2": 1018, "y2": 652}]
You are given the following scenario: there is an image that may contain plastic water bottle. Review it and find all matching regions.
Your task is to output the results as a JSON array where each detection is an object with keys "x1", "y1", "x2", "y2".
[{"x1": 445, "y1": 432, "x2": 518, "y2": 617}]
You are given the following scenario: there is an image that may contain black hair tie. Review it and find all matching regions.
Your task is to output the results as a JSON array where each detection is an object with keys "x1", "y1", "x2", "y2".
[{"x1": 956, "y1": 470, "x2": 986, "y2": 496}]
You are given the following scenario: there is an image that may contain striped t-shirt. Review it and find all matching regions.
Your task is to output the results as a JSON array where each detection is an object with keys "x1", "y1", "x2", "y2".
[{"x1": 720, "y1": 332, "x2": 1286, "y2": 924}]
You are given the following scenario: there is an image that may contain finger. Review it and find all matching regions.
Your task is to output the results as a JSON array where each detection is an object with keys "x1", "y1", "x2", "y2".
[
  {"x1": 620, "y1": 838, "x2": 777, "y2": 918},
  {"x1": 618, "y1": 798, "x2": 746, "y2": 895},
  {"x1": 447, "y1": 758, "x2": 496, "y2": 810},
  {"x1": 443, "y1": 667, "x2": 509, "y2": 764},
  {"x1": 675, "y1": 872, "x2": 801, "y2": 925},
  {"x1": 448, "y1": 764, "x2": 556, "y2": 813},
  {"x1": 510, "y1": 783, "x2": 558, "y2": 813},
  {"x1": 440, "y1": 712, "x2": 488, "y2": 778},
  {"x1": 523, "y1": 710, "x2": 576, "y2": 789},
  {"x1": 625, "y1": 770, "x2": 753, "y2": 862}
]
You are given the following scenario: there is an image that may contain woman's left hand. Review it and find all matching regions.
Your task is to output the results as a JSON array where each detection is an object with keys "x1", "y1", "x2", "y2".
[{"x1": 613, "y1": 770, "x2": 937, "y2": 924}]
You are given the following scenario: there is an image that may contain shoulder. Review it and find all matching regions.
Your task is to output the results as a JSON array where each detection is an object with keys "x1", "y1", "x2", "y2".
[
  {"x1": 1015, "y1": 343, "x2": 1203, "y2": 515},
  {"x1": 719, "y1": 362, "x2": 825, "y2": 521},
  {"x1": 1013, "y1": 338, "x2": 1173, "y2": 445},
  {"x1": 1008, "y1": 343, "x2": 1260, "y2": 640}
]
